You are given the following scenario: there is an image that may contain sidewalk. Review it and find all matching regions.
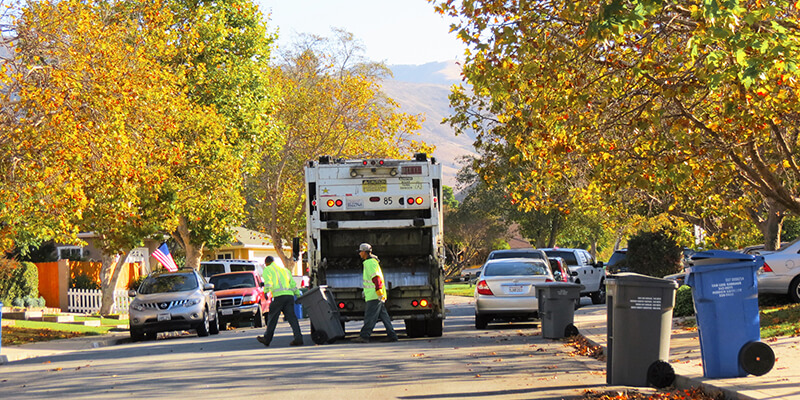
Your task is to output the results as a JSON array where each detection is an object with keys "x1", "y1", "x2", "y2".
[
  {"x1": 574, "y1": 304, "x2": 800, "y2": 400},
  {"x1": 0, "y1": 332, "x2": 130, "y2": 364}
]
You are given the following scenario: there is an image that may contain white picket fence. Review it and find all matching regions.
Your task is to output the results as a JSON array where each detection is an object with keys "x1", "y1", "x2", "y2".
[{"x1": 67, "y1": 289, "x2": 131, "y2": 314}]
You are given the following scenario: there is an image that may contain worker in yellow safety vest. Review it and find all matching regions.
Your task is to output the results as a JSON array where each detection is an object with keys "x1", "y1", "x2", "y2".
[
  {"x1": 352, "y1": 243, "x2": 398, "y2": 343},
  {"x1": 256, "y1": 256, "x2": 304, "y2": 346}
]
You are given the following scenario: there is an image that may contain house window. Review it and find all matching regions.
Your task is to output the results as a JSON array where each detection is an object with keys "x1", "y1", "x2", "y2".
[
  {"x1": 217, "y1": 252, "x2": 233, "y2": 260},
  {"x1": 57, "y1": 246, "x2": 84, "y2": 261}
]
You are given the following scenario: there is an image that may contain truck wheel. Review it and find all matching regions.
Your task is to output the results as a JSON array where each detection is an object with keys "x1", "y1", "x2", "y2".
[
  {"x1": 475, "y1": 314, "x2": 490, "y2": 330},
  {"x1": 590, "y1": 280, "x2": 606, "y2": 304},
  {"x1": 253, "y1": 306, "x2": 264, "y2": 328},
  {"x1": 196, "y1": 311, "x2": 210, "y2": 337},
  {"x1": 405, "y1": 319, "x2": 426, "y2": 338},
  {"x1": 426, "y1": 318, "x2": 443, "y2": 337}
]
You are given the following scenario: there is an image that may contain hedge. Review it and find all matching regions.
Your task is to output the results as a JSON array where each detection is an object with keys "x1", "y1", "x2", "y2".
[{"x1": 0, "y1": 258, "x2": 40, "y2": 305}]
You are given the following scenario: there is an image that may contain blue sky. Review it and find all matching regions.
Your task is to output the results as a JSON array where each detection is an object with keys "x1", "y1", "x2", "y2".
[{"x1": 255, "y1": 0, "x2": 465, "y2": 65}]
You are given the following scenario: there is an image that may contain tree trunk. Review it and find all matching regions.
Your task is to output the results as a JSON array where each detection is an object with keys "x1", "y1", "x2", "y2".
[
  {"x1": 174, "y1": 215, "x2": 204, "y2": 270},
  {"x1": 99, "y1": 250, "x2": 131, "y2": 316},
  {"x1": 547, "y1": 213, "x2": 560, "y2": 247},
  {"x1": 763, "y1": 207, "x2": 785, "y2": 251}
]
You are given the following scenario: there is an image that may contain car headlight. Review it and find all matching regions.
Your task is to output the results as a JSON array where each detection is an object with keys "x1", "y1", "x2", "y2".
[
  {"x1": 131, "y1": 302, "x2": 145, "y2": 311},
  {"x1": 185, "y1": 297, "x2": 202, "y2": 306},
  {"x1": 242, "y1": 294, "x2": 257, "y2": 305}
]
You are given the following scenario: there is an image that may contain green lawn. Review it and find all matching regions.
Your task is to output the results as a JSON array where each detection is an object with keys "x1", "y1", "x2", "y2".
[
  {"x1": 444, "y1": 282, "x2": 474, "y2": 297},
  {"x1": 760, "y1": 303, "x2": 800, "y2": 338},
  {"x1": 11, "y1": 319, "x2": 118, "y2": 334}
]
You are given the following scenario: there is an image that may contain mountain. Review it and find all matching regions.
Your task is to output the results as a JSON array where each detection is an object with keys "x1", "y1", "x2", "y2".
[{"x1": 382, "y1": 61, "x2": 475, "y2": 187}]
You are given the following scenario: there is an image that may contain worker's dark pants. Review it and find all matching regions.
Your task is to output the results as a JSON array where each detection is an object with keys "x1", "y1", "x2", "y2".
[
  {"x1": 359, "y1": 299, "x2": 398, "y2": 340},
  {"x1": 263, "y1": 294, "x2": 303, "y2": 344}
]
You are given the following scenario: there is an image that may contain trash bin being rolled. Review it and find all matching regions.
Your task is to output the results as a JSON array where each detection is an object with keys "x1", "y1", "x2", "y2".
[
  {"x1": 295, "y1": 286, "x2": 345, "y2": 345},
  {"x1": 606, "y1": 273, "x2": 678, "y2": 388},
  {"x1": 536, "y1": 282, "x2": 583, "y2": 339},
  {"x1": 686, "y1": 250, "x2": 774, "y2": 378}
]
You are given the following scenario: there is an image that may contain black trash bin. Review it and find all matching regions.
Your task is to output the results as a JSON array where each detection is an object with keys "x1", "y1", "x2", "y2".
[
  {"x1": 295, "y1": 286, "x2": 345, "y2": 344},
  {"x1": 606, "y1": 273, "x2": 678, "y2": 388},
  {"x1": 536, "y1": 282, "x2": 583, "y2": 339}
]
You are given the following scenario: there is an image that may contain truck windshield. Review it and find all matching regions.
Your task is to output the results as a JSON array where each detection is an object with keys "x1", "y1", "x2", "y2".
[
  {"x1": 543, "y1": 251, "x2": 579, "y2": 266},
  {"x1": 210, "y1": 274, "x2": 256, "y2": 290}
]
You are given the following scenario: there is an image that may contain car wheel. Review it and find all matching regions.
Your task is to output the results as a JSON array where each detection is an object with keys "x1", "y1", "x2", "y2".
[
  {"x1": 130, "y1": 328, "x2": 144, "y2": 342},
  {"x1": 219, "y1": 321, "x2": 228, "y2": 331},
  {"x1": 475, "y1": 313, "x2": 490, "y2": 330},
  {"x1": 209, "y1": 313, "x2": 220, "y2": 335},
  {"x1": 591, "y1": 280, "x2": 606, "y2": 305},
  {"x1": 196, "y1": 311, "x2": 210, "y2": 337},
  {"x1": 144, "y1": 332, "x2": 157, "y2": 341},
  {"x1": 789, "y1": 276, "x2": 800, "y2": 303},
  {"x1": 253, "y1": 306, "x2": 264, "y2": 328}
]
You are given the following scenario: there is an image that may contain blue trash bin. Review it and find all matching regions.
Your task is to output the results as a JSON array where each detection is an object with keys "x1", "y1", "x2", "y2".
[{"x1": 686, "y1": 250, "x2": 774, "y2": 378}]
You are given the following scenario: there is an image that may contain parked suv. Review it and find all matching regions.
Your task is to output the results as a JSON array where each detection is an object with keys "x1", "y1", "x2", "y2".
[
  {"x1": 200, "y1": 259, "x2": 266, "y2": 280},
  {"x1": 128, "y1": 269, "x2": 220, "y2": 341},
  {"x1": 209, "y1": 271, "x2": 270, "y2": 329},
  {"x1": 540, "y1": 248, "x2": 606, "y2": 304}
]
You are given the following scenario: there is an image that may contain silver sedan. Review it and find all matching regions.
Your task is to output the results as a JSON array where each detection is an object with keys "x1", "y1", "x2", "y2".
[{"x1": 474, "y1": 258, "x2": 555, "y2": 329}]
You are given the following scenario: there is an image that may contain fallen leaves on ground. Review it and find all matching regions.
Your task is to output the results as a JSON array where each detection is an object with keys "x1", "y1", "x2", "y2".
[
  {"x1": 580, "y1": 387, "x2": 724, "y2": 399},
  {"x1": 566, "y1": 335, "x2": 605, "y2": 360},
  {"x1": 1, "y1": 327, "x2": 90, "y2": 346}
]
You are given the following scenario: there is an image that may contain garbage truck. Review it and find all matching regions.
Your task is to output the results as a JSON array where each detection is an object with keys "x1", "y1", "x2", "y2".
[{"x1": 303, "y1": 153, "x2": 445, "y2": 337}]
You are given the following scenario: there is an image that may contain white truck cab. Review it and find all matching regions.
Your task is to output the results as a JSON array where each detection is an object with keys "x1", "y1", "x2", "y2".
[{"x1": 540, "y1": 248, "x2": 607, "y2": 304}]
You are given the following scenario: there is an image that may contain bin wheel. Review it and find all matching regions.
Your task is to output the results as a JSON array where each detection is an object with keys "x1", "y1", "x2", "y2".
[
  {"x1": 739, "y1": 341, "x2": 775, "y2": 376},
  {"x1": 311, "y1": 330, "x2": 328, "y2": 345},
  {"x1": 646, "y1": 360, "x2": 675, "y2": 389},
  {"x1": 564, "y1": 323, "x2": 579, "y2": 337}
]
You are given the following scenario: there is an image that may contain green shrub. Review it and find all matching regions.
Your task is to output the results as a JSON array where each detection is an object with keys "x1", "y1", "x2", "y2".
[
  {"x1": 673, "y1": 285, "x2": 695, "y2": 317},
  {"x1": 618, "y1": 229, "x2": 683, "y2": 278},
  {"x1": 12, "y1": 297, "x2": 24, "y2": 307},
  {"x1": 71, "y1": 273, "x2": 100, "y2": 290},
  {"x1": 0, "y1": 259, "x2": 39, "y2": 304}
]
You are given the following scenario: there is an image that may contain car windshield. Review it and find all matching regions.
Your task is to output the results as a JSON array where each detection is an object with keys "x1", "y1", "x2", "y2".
[
  {"x1": 489, "y1": 251, "x2": 545, "y2": 260},
  {"x1": 483, "y1": 260, "x2": 548, "y2": 277},
  {"x1": 210, "y1": 274, "x2": 256, "y2": 290},
  {"x1": 607, "y1": 251, "x2": 626, "y2": 267},
  {"x1": 543, "y1": 251, "x2": 579, "y2": 266},
  {"x1": 139, "y1": 274, "x2": 198, "y2": 294}
]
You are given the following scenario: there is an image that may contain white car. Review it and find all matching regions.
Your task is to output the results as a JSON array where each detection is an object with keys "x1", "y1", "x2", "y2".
[
  {"x1": 759, "y1": 238, "x2": 800, "y2": 302},
  {"x1": 474, "y1": 258, "x2": 555, "y2": 329}
]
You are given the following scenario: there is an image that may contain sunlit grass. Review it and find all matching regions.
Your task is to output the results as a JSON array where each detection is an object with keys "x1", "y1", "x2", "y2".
[
  {"x1": 760, "y1": 303, "x2": 800, "y2": 338},
  {"x1": 444, "y1": 283, "x2": 475, "y2": 297}
]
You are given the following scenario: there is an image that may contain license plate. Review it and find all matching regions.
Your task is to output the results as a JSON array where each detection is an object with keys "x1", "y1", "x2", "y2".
[
  {"x1": 157, "y1": 313, "x2": 171, "y2": 321},
  {"x1": 221, "y1": 309, "x2": 233, "y2": 315},
  {"x1": 508, "y1": 285, "x2": 524, "y2": 293}
]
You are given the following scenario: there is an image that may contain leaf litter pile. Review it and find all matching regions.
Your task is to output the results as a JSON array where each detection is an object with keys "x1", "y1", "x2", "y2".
[
  {"x1": 1, "y1": 327, "x2": 91, "y2": 346},
  {"x1": 580, "y1": 388, "x2": 723, "y2": 400},
  {"x1": 565, "y1": 337, "x2": 722, "y2": 400}
]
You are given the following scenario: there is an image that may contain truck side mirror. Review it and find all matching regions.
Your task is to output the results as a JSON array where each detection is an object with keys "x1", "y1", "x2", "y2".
[{"x1": 596, "y1": 261, "x2": 604, "y2": 269}]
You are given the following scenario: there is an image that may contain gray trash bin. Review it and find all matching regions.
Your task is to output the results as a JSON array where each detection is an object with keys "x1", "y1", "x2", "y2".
[
  {"x1": 606, "y1": 273, "x2": 678, "y2": 388},
  {"x1": 536, "y1": 282, "x2": 583, "y2": 339},
  {"x1": 295, "y1": 286, "x2": 345, "y2": 345}
]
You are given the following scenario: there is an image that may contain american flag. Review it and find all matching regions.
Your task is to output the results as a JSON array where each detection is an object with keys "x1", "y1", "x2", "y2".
[{"x1": 153, "y1": 242, "x2": 178, "y2": 272}]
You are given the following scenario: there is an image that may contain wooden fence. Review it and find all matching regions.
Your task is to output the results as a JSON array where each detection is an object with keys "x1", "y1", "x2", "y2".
[{"x1": 67, "y1": 289, "x2": 131, "y2": 314}]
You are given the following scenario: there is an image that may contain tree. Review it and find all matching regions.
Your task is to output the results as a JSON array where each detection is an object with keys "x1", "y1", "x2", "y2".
[
  {"x1": 433, "y1": 0, "x2": 800, "y2": 250},
  {"x1": 245, "y1": 29, "x2": 432, "y2": 268},
  {"x1": 159, "y1": 0, "x2": 280, "y2": 269}
]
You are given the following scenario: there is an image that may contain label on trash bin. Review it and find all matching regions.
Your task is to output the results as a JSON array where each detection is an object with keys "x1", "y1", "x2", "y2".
[
  {"x1": 710, "y1": 276, "x2": 744, "y2": 298},
  {"x1": 630, "y1": 296, "x2": 662, "y2": 310}
]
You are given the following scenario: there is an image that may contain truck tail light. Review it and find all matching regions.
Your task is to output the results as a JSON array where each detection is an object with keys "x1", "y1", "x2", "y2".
[
  {"x1": 327, "y1": 199, "x2": 335, "y2": 207},
  {"x1": 338, "y1": 302, "x2": 346, "y2": 309},
  {"x1": 415, "y1": 197, "x2": 423, "y2": 205},
  {"x1": 476, "y1": 280, "x2": 493, "y2": 295},
  {"x1": 411, "y1": 299, "x2": 429, "y2": 307},
  {"x1": 407, "y1": 197, "x2": 414, "y2": 205}
]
